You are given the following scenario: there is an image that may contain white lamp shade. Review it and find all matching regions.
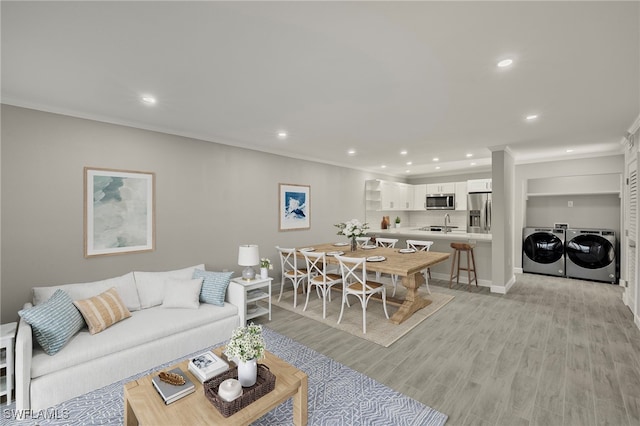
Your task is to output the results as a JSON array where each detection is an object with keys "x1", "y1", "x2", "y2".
[{"x1": 238, "y1": 245, "x2": 260, "y2": 266}]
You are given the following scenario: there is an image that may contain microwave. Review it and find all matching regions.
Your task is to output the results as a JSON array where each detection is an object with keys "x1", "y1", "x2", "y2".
[{"x1": 426, "y1": 193, "x2": 455, "y2": 210}]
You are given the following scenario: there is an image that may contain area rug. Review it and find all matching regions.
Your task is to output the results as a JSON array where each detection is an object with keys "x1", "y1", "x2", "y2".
[
  {"x1": 2, "y1": 328, "x2": 448, "y2": 426},
  {"x1": 272, "y1": 285, "x2": 454, "y2": 347}
]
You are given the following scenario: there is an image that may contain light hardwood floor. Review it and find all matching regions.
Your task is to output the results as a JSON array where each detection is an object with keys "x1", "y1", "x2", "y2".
[{"x1": 255, "y1": 273, "x2": 640, "y2": 425}]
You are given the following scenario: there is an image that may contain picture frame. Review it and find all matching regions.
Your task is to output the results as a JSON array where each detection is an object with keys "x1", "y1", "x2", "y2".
[
  {"x1": 279, "y1": 183, "x2": 310, "y2": 231},
  {"x1": 84, "y1": 167, "x2": 155, "y2": 257}
]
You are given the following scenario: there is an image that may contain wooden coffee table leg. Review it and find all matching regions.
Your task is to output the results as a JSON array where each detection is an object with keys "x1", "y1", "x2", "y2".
[
  {"x1": 123, "y1": 382, "x2": 139, "y2": 426},
  {"x1": 293, "y1": 371, "x2": 308, "y2": 426}
]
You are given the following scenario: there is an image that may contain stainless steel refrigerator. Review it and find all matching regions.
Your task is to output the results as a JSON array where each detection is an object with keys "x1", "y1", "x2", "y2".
[{"x1": 467, "y1": 192, "x2": 492, "y2": 233}]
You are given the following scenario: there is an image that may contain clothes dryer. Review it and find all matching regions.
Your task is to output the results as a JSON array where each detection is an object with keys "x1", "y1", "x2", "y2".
[
  {"x1": 565, "y1": 229, "x2": 617, "y2": 283},
  {"x1": 522, "y1": 227, "x2": 565, "y2": 277}
]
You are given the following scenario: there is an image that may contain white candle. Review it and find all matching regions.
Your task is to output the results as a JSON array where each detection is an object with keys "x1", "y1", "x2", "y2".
[{"x1": 218, "y1": 378, "x2": 242, "y2": 402}]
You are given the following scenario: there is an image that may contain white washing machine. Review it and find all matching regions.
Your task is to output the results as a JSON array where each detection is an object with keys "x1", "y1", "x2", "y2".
[
  {"x1": 565, "y1": 229, "x2": 617, "y2": 283},
  {"x1": 522, "y1": 227, "x2": 566, "y2": 277}
]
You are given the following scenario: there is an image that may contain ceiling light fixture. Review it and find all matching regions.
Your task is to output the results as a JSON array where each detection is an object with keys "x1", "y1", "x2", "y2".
[
  {"x1": 277, "y1": 131, "x2": 288, "y2": 139},
  {"x1": 526, "y1": 114, "x2": 539, "y2": 121},
  {"x1": 497, "y1": 58, "x2": 513, "y2": 68},
  {"x1": 347, "y1": 149, "x2": 356, "y2": 155},
  {"x1": 435, "y1": 166, "x2": 441, "y2": 170},
  {"x1": 466, "y1": 153, "x2": 473, "y2": 158},
  {"x1": 433, "y1": 157, "x2": 439, "y2": 162},
  {"x1": 405, "y1": 170, "x2": 411, "y2": 173},
  {"x1": 400, "y1": 150, "x2": 408, "y2": 155},
  {"x1": 471, "y1": 162, "x2": 477, "y2": 166},
  {"x1": 566, "y1": 149, "x2": 574, "y2": 153},
  {"x1": 141, "y1": 95, "x2": 156, "y2": 105},
  {"x1": 406, "y1": 161, "x2": 412, "y2": 166},
  {"x1": 381, "y1": 165, "x2": 387, "y2": 169}
]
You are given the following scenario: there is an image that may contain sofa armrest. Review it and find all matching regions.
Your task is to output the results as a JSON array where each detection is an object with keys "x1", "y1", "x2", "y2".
[{"x1": 15, "y1": 303, "x2": 33, "y2": 411}]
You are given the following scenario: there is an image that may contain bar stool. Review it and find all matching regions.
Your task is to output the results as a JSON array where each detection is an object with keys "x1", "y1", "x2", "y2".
[{"x1": 449, "y1": 242, "x2": 478, "y2": 291}]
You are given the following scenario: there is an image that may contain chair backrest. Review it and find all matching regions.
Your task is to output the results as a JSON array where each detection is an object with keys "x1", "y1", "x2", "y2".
[
  {"x1": 376, "y1": 238, "x2": 398, "y2": 248},
  {"x1": 406, "y1": 239, "x2": 434, "y2": 252},
  {"x1": 355, "y1": 237, "x2": 370, "y2": 247},
  {"x1": 302, "y1": 251, "x2": 328, "y2": 282},
  {"x1": 336, "y1": 255, "x2": 374, "y2": 294},
  {"x1": 276, "y1": 247, "x2": 298, "y2": 272}
]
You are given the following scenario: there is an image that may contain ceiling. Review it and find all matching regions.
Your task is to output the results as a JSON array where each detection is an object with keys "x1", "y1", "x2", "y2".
[{"x1": 2, "y1": 1, "x2": 639, "y2": 178}]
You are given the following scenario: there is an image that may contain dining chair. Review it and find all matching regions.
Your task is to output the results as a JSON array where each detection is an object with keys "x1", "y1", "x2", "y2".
[
  {"x1": 335, "y1": 255, "x2": 389, "y2": 334},
  {"x1": 375, "y1": 238, "x2": 399, "y2": 295},
  {"x1": 301, "y1": 251, "x2": 343, "y2": 319},
  {"x1": 406, "y1": 239, "x2": 435, "y2": 294},
  {"x1": 276, "y1": 247, "x2": 311, "y2": 308},
  {"x1": 355, "y1": 237, "x2": 370, "y2": 248}
]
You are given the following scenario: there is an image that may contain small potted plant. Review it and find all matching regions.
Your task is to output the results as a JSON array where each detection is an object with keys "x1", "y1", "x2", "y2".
[
  {"x1": 224, "y1": 323, "x2": 266, "y2": 387},
  {"x1": 259, "y1": 258, "x2": 273, "y2": 279},
  {"x1": 395, "y1": 216, "x2": 401, "y2": 228}
]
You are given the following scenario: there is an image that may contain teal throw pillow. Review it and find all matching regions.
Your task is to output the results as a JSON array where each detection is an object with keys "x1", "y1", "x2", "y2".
[
  {"x1": 192, "y1": 269, "x2": 233, "y2": 306},
  {"x1": 18, "y1": 289, "x2": 85, "y2": 355}
]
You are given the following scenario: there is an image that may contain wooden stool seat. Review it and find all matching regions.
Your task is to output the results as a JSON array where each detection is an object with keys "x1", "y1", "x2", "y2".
[{"x1": 449, "y1": 242, "x2": 478, "y2": 291}]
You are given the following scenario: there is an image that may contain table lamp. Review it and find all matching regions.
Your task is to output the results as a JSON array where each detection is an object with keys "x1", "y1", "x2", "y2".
[{"x1": 238, "y1": 245, "x2": 260, "y2": 280}]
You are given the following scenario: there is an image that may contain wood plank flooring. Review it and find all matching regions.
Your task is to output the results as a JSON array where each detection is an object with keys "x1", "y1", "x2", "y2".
[{"x1": 255, "y1": 274, "x2": 640, "y2": 425}]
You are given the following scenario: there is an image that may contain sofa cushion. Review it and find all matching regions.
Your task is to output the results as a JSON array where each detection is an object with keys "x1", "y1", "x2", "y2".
[
  {"x1": 32, "y1": 272, "x2": 141, "y2": 312},
  {"x1": 161, "y1": 278, "x2": 203, "y2": 309},
  {"x1": 19, "y1": 290, "x2": 85, "y2": 356},
  {"x1": 30, "y1": 302, "x2": 238, "y2": 379},
  {"x1": 73, "y1": 288, "x2": 132, "y2": 334},
  {"x1": 193, "y1": 269, "x2": 234, "y2": 306},
  {"x1": 134, "y1": 264, "x2": 205, "y2": 309}
]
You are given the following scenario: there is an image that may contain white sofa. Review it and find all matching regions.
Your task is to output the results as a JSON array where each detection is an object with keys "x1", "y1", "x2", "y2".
[{"x1": 15, "y1": 265, "x2": 240, "y2": 411}]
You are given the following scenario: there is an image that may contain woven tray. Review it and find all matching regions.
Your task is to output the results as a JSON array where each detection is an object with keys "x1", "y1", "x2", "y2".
[{"x1": 203, "y1": 364, "x2": 276, "y2": 417}]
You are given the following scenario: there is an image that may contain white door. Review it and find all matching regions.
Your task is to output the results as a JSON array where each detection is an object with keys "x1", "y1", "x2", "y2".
[{"x1": 628, "y1": 158, "x2": 637, "y2": 315}]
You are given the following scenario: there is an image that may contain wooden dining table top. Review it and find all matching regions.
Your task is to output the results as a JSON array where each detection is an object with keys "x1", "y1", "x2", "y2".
[{"x1": 297, "y1": 242, "x2": 450, "y2": 277}]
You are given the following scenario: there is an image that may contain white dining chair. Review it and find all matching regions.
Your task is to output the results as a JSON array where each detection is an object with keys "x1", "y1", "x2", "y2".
[
  {"x1": 375, "y1": 238, "x2": 399, "y2": 295},
  {"x1": 355, "y1": 237, "x2": 370, "y2": 248},
  {"x1": 336, "y1": 255, "x2": 389, "y2": 334},
  {"x1": 406, "y1": 239, "x2": 435, "y2": 294},
  {"x1": 276, "y1": 246, "x2": 311, "y2": 308},
  {"x1": 302, "y1": 251, "x2": 342, "y2": 319}
]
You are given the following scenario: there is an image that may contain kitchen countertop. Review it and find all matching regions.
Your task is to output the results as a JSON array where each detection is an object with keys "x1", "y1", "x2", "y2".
[{"x1": 366, "y1": 227, "x2": 492, "y2": 242}]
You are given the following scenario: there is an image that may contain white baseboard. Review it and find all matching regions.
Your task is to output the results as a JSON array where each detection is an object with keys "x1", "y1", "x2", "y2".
[
  {"x1": 514, "y1": 267, "x2": 523, "y2": 274},
  {"x1": 491, "y1": 275, "x2": 516, "y2": 294},
  {"x1": 430, "y1": 272, "x2": 491, "y2": 288}
]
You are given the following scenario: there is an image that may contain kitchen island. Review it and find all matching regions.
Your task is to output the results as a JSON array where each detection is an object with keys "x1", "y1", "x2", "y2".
[{"x1": 365, "y1": 227, "x2": 492, "y2": 286}]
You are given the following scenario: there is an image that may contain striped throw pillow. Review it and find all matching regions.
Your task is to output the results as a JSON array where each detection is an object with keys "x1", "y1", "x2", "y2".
[
  {"x1": 192, "y1": 269, "x2": 233, "y2": 306},
  {"x1": 18, "y1": 289, "x2": 85, "y2": 355},
  {"x1": 73, "y1": 287, "x2": 131, "y2": 334}
]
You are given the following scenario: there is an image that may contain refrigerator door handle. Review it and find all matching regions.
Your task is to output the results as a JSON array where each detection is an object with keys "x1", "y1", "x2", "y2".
[{"x1": 486, "y1": 199, "x2": 492, "y2": 231}]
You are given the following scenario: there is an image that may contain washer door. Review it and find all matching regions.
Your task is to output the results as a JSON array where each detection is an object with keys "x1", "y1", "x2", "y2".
[
  {"x1": 523, "y1": 232, "x2": 564, "y2": 264},
  {"x1": 566, "y1": 235, "x2": 615, "y2": 269}
]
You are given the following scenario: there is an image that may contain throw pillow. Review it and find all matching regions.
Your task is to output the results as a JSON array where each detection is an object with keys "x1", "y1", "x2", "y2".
[
  {"x1": 161, "y1": 278, "x2": 203, "y2": 309},
  {"x1": 134, "y1": 264, "x2": 205, "y2": 309},
  {"x1": 192, "y1": 269, "x2": 234, "y2": 306},
  {"x1": 73, "y1": 287, "x2": 132, "y2": 334},
  {"x1": 18, "y1": 289, "x2": 85, "y2": 355}
]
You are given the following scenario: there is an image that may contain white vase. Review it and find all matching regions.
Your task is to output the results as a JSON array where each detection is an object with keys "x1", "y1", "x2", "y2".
[
  {"x1": 237, "y1": 358, "x2": 257, "y2": 387},
  {"x1": 260, "y1": 267, "x2": 269, "y2": 279}
]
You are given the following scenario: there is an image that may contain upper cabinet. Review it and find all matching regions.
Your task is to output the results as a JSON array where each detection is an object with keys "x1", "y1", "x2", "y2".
[
  {"x1": 412, "y1": 184, "x2": 427, "y2": 210},
  {"x1": 376, "y1": 180, "x2": 413, "y2": 210},
  {"x1": 467, "y1": 179, "x2": 492, "y2": 193},
  {"x1": 455, "y1": 182, "x2": 467, "y2": 211},
  {"x1": 426, "y1": 182, "x2": 456, "y2": 194}
]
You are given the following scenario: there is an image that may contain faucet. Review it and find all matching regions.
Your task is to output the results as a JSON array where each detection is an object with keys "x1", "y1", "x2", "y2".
[{"x1": 444, "y1": 213, "x2": 451, "y2": 233}]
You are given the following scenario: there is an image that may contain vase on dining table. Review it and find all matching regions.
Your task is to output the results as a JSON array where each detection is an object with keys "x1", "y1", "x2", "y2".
[{"x1": 350, "y1": 237, "x2": 358, "y2": 252}]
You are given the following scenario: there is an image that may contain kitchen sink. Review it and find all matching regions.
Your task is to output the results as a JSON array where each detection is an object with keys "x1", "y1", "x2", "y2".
[{"x1": 416, "y1": 225, "x2": 459, "y2": 232}]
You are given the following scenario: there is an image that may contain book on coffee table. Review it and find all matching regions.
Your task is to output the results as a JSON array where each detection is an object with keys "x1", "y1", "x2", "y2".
[
  {"x1": 151, "y1": 368, "x2": 195, "y2": 404},
  {"x1": 188, "y1": 351, "x2": 229, "y2": 383}
]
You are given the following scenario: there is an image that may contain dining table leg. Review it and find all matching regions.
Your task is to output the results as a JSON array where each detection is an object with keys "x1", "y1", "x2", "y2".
[{"x1": 389, "y1": 272, "x2": 432, "y2": 324}]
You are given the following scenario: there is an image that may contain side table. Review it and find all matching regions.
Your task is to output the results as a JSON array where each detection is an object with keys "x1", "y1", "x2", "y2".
[
  {"x1": 1, "y1": 322, "x2": 17, "y2": 405},
  {"x1": 228, "y1": 277, "x2": 272, "y2": 325}
]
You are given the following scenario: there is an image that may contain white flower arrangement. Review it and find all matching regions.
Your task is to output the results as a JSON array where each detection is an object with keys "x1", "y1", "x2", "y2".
[
  {"x1": 334, "y1": 219, "x2": 369, "y2": 238},
  {"x1": 224, "y1": 323, "x2": 266, "y2": 362},
  {"x1": 260, "y1": 258, "x2": 273, "y2": 269}
]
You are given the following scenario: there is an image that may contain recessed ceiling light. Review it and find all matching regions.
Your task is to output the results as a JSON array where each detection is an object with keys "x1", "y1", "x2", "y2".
[
  {"x1": 526, "y1": 114, "x2": 539, "y2": 121},
  {"x1": 471, "y1": 162, "x2": 477, "y2": 166},
  {"x1": 466, "y1": 153, "x2": 473, "y2": 158},
  {"x1": 400, "y1": 150, "x2": 408, "y2": 155},
  {"x1": 435, "y1": 166, "x2": 441, "y2": 170},
  {"x1": 381, "y1": 165, "x2": 387, "y2": 169},
  {"x1": 566, "y1": 149, "x2": 574, "y2": 153},
  {"x1": 141, "y1": 95, "x2": 156, "y2": 105},
  {"x1": 433, "y1": 157, "x2": 439, "y2": 162},
  {"x1": 405, "y1": 170, "x2": 411, "y2": 173},
  {"x1": 277, "y1": 131, "x2": 288, "y2": 139},
  {"x1": 497, "y1": 58, "x2": 513, "y2": 68},
  {"x1": 347, "y1": 149, "x2": 356, "y2": 155},
  {"x1": 406, "y1": 161, "x2": 412, "y2": 166}
]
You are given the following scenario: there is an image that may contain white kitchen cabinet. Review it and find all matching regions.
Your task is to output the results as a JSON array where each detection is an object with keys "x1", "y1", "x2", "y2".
[
  {"x1": 426, "y1": 182, "x2": 456, "y2": 194},
  {"x1": 399, "y1": 183, "x2": 413, "y2": 210},
  {"x1": 467, "y1": 179, "x2": 492, "y2": 193},
  {"x1": 455, "y1": 181, "x2": 467, "y2": 211},
  {"x1": 380, "y1": 181, "x2": 412, "y2": 210},
  {"x1": 412, "y1": 184, "x2": 427, "y2": 210}
]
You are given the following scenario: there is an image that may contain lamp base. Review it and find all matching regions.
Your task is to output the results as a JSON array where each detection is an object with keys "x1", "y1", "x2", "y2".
[{"x1": 242, "y1": 266, "x2": 256, "y2": 281}]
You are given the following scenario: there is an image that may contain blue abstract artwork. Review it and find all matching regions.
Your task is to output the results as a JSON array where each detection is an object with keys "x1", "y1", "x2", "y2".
[{"x1": 279, "y1": 184, "x2": 310, "y2": 231}]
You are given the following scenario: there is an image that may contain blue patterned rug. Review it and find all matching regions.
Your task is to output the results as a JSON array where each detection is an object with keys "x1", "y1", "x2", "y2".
[{"x1": 2, "y1": 328, "x2": 448, "y2": 425}]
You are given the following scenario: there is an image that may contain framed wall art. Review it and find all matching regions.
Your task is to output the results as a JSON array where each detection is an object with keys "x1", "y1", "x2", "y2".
[
  {"x1": 279, "y1": 183, "x2": 310, "y2": 231},
  {"x1": 84, "y1": 167, "x2": 155, "y2": 257}
]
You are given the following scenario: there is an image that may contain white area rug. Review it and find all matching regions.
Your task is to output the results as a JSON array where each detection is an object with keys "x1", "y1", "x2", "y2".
[{"x1": 272, "y1": 284, "x2": 454, "y2": 347}]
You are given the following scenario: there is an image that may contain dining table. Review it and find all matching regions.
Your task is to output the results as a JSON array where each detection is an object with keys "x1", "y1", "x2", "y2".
[{"x1": 296, "y1": 242, "x2": 451, "y2": 325}]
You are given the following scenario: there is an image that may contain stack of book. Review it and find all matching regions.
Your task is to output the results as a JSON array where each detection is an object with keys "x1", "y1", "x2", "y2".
[
  {"x1": 188, "y1": 351, "x2": 229, "y2": 383},
  {"x1": 151, "y1": 368, "x2": 195, "y2": 405}
]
